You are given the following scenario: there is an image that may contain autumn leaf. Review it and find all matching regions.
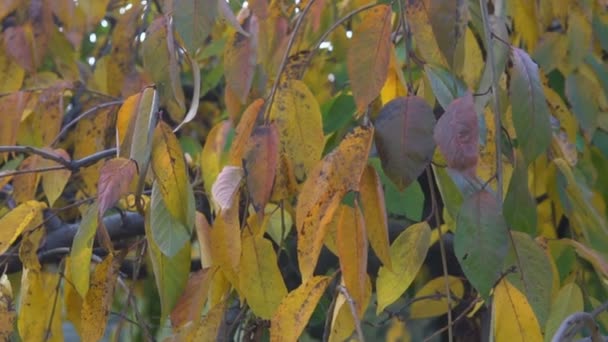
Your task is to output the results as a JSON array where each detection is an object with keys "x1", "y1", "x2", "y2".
[
  {"x1": 69, "y1": 202, "x2": 99, "y2": 297},
  {"x1": 239, "y1": 233, "x2": 288, "y2": 319},
  {"x1": 40, "y1": 148, "x2": 71, "y2": 206},
  {"x1": 150, "y1": 181, "x2": 192, "y2": 257},
  {"x1": 170, "y1": 268, "x2": 212, "y2": 328},
  {"x1": 173, "y1": 0, "x2": 217, "y2": 53},
  {"x1": 296, "y1": 125, "x2": 373, "y2": 281},
  {"x1": 211, "y1": 165, "x2": 244, "y2": 211},
  {"x1": 0, "y1": 201, "x2": 44, "y2": 255},
  {"x1": 427, "y1": 0, "x2": 467, "y2": 68},
  {"x1": 201, "y1": 121, "x2": 232, "y2": 195},
  {"x1": 81, "y1": 255, "x2": 118, "y2": 342},
  {"x1": 97, "y1": 158, "x2": 137, "y2": 221},
  {"x1": 347, "y1": 4, "x2": 392, "y2": 111},
  {"x1": 229, "y1": 98, "x2": 264, "y2": 165},
  {"x1": 270, "y1": 276, "x2": 331, "y2": 342},
  {"x1": 406, "y1": 0, "x2": 448, "y2": 67},
  {"x1": 374, "y1": 96, "x2": 436, "y2": 190},
  {"x1": 359, "y1": 165, "x2": 392, "y2": 270},
  {"x1": 433, "y1": 92, "x2": 479, "y2": 175},
  {"x1": 376, "y1": 221, "x2": 431, "y2": 313},
  {"x1": 210, "y1": 200, "x2": 242, "y2": 293},
  {"x1": 410, "y1": 276, "x2": 464, "y2": 319},
  {"x1": 243, "y1": 124, "x2": 279, "y2": 213},
  {"x1": 269, "y1": 79, "x2": 325, "y2": 181},
  {"x1": 224, "y1": 13, "x2": 258, "y2": 103},
  {"x1": 493, "y1": 279, "x2": 543, "y2": 342},
  {"x1": 151, "y1": 122, "x2": 194, "y2": 228}
]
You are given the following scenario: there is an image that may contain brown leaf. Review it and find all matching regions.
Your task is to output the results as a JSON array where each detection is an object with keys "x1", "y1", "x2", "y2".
[
  {"x1": 81, "y1": 255, "x2": 119, "y2": 342},
  {"x1": 3, "y1": 25, "x2": 34, "y2": 72},
  {"x1": 374, "y1": 96, "x2": 436, "y2": 190},
  {"x1": 0, "y1": 92, "x2": 29, "y2": 162},
  {"x1": 170, "y1": 268, "x2": 212, "y2": 328},
  {"x1": 229, "y1": 98, "x2": 264, "y2": 165},
  {"x1": 244, "y1": 124, "x2": 279, "y2": 213},
  {"x1": 433, "y1": 92, "x2": 479, "y2": 174},
  {"x1": 12, "y1": 155, "x2": 41, "y2": 205},
  {"x1": 97, "y1": 158, "x2": 138, "y2": 220},
  {"x1": 224, "y1": 13, "x2": 258, "y2": 103},
  {"x1": 347, "y1": 4, "x2": 392, "y2": 111}
]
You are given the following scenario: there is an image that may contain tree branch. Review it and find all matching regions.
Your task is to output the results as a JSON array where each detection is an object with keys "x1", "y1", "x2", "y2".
[
  {"x1": 552, "y1": 312, "x2": 603, "y2": 342},
  {"x1": 0, "y1": 210, "x2": 144, "y2": 274}
]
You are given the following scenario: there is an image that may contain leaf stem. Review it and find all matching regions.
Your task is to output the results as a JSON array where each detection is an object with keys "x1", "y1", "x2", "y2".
[
  {"x1": 479, "y1": 0, "x2": 503, "y2": 201},
  {"x1": 426, "y1": 166, "x2": 454, "y2": 342},
  {"x1": 264, "y1": 0, "x2": 317, "y2": 124}
]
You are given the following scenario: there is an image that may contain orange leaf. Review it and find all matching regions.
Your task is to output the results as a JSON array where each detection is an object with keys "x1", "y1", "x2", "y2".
[
  {"x1": 359, "y1": 165, "x2": 392, "y2": 270},
  {"x1": 224, "y1": 14, "x2": 258, "y2": 103},
  {"x1": 296, "y1": 125, "x2": 373, "y2": 281},
  {"x1": 229, "y1": 98, "x2": 264, "y2": 165},
  {"x1": 337, "y1": 202, "x2": 368, "y2": 312},
  {"x1": 270, "y1": 276, "x2": 331, "y2": 342},
  {"x1": 170, "y1": 268, "x2": 212, "y2": 328},
  {"x1": 244, "y1": 124, "x2": 279, "y2": 212},
  {"x1": 347, "y1": 4, "x2": 392, "y2": 111}
]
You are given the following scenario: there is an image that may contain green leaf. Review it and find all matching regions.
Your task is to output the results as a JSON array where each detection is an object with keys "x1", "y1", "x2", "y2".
[
  {"x1": 427, "y1": 0, "x2": 467, "y2": 68},
  {"x1": 454, "y1": 190, "x2": 508, "y2": 298},
  {"x1": 173, "y1": 0, "x2": 216, "y2": 53},
  {"x1": 510, "y1": 48, "x2": 552, "y2": 164},
  {"x1": 566, "y1": 73, "x2": 599, "y2": 138},
  {"x1": 543, "y1": 283, "x2": 583, "y2": 342},
  {"x1": 145, "y1": 208, "x2": 191, "y2": 321},
  {"x1": 504, "y1": 231, "x2": 553, "y2": 327},
  {"x1": 150, "y1": 181, "x2": 191, "y2": 257},
  {"x1": 503, "y1": 153, "x2": 537, "y2": 235},
  {"x1": 376, "y1": 221, "x2": 431, "y2": 313},
  {"x1": 424, "y1": 64, "x2": 468, "y2": 110},
  {"x1": 322, "y1": 93, "x2": 356, "y2": 134},
  {"x1": 69, "y1": 202, "x2": 99, "y2": 297}
]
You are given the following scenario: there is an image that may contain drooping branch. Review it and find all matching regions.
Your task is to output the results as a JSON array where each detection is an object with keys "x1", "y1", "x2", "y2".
[
  {"x1": 0, "y1": 210, "x2": 144, "y2": 274},
  {"x1": 0, "y1": 147, "x2": 117, "y2": 178},
  {"x1": 551, "y1": 302, "x2": 608, "y2": 342}
]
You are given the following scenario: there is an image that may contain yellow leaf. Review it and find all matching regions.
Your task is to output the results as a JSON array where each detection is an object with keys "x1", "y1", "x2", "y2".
[
  {"x1": 11, "y1": 155, "x2": 41, "y2": 204},
  {"x1": 337, "y1": 202, "x2": 368, "y2": 312},
  {"x1": 493, "y1": 279, "x2": 543, "y2": 342},
  {"x1": 0, "y1": 200, "x2": 43, "y2": 254},
  {"x1": 151, "y1": 121, "x2": 192, "y2": 227},
  {"x1": 190, "y1": 301, "x2": 227, "y2": 341},
  {"x1": 239, "y1": 234, "x2": 288, "y2": 319},
  {"x1": 376, "y1": 221, "x2": 431, "y2": 313},
  {"x1": 195, "y1": 212, "x2": 213, "y2": 268},
  {"x1": 270, "y1": 276, "x2": 331, "y2": 342},
  {"x1": 0, "y1": 274, "x2": 15, "y2": 341},
  {"x1": 69, "y1": 202, "x2": 99, "y2": 297},
  {"x1": 81, "y1": 255, "x2": 118, "y2": 342},
  {"x1": 201, "y1": 121, "x2": 232, "y2": 196},
  {"x1": 40, "y1": 148, "x2": 71, "y2": 206},
  {"x1": 328, "y1": 276, "x2": 371, "y2": 342},
  {"x1": 0, "y1": 39, "x2": 24, "y2": 92},
  {"x1": 386, "y1": 318, "x2": 411, "y2": 342},
  {"x1": 63, "y1": 256, "x2": 83, "y2": 334},
  {"x1": 269, "y1": 79, "x2": 324, "y2": 181},
  {"x1": 18, "y1": 270, "x2": 63, "y2": 342},
  {"x1": 380, "y1": 47, "x2": 408, "y2": 105},
  {"x1": 406, "y1": 0, "x2": 447, "y2": 67},
  {"x1": 210, "y1": 201, "x2": 242, "y2": 294},
  {"x1": 544, "y1": 282, "x2": 583, "y2": 341},
  {"x1": 359, "y1": 165, "x2": 392, "y2": 270},
  {"x1": 460, "y1": 27, "x2": 483, "y2": 89},
  {"x1": 229, "y1": 98, "x2": 264, "y2": 165},
  {"x1": 410, "y1": 276, "x2": 464, "y2": 319},
  {"x1": 296, "y1": 125, "x2": 373, "y2": 281},
  {"x1": 347, "y1": 4, "x2": 392, "y2": 111},
  {"x1": 509, "y1": 0, "x2": 540, "y2": 50}
]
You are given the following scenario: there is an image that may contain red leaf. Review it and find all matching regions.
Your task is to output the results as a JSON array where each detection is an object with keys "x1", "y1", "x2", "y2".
[
  {"x1": 97, "y1": 158, "x2": 137, "y2": 219},
  {"x1": 433, "y1": 92, "x2": 479, "y2": 174}
]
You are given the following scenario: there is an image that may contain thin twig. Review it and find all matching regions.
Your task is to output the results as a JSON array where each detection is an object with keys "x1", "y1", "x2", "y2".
[
  {"x1": 322, "y1": 285, "x2": 340, "y2": 342},
  {"x1": 45, "y1": 264, "x2": 65, "y2": 341},
  {"x1": 52, "y1": 100, "x2": 124, "y2": 145},
  {"x1": 423, "y1": 297, "x2": 483, "y2": 342},
  {"x1": 426, "y1": 167, "x2": 454, "y2": 342},
  {"x1": 263, "y1": 0, "x2": 317, "y2": 123},
  {"x1": 337, "y1": 285, "x2": 365, "y2": 342},
  {"x1": 478, "y1": 0, "x2": 503, "y2": 201},
  {"x1": 0, "y1": 146, "x2": 73, "y2": 169},
  {"x1": 551, "y1": 312, "x2": 602, "y2": 342}
]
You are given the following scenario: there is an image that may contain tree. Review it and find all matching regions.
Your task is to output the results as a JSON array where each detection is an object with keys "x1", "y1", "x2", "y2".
[{"x1": 0, "y1": 0, "x2": 607, "y2": 341}]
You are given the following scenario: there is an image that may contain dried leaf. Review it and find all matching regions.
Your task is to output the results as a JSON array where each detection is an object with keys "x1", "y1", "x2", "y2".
[
  {"x1": 296, "y1": 125, "x2": 373, "y2": 281},
  {"x1": 433, "y1": 92, "x2": 479, "y2": 174},
  {"x1": 244, "y1": 124, "x2": 279, "y2": 212},
  {"x1": 375, "y1": 96, "x2": 436, "y2": 190},
  {"x1": 347, "y1": 4, "x2": 392, "y2": 111},
  {"x1": 223, "y1": 13, "x2": 258, "y2": 103}
]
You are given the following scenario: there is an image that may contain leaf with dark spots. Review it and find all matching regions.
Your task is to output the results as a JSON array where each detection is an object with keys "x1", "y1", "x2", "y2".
[
  {"x1": 374, "y1": 96, "x2": 436, "y2": 190},
  {"x1": 243, "y1": 124, "x2": 279, "y2": 212},
  {"x1": 433, "y1": 92, "x2": 479, "y2": 175}
]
